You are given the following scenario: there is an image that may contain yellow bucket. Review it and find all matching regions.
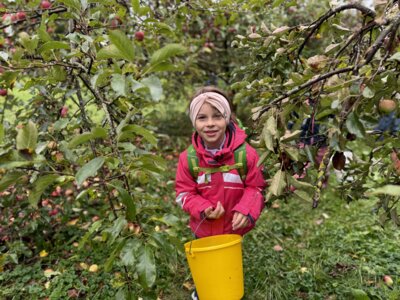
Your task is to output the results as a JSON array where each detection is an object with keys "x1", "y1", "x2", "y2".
[{"x1": 184, "y1": 234, "x2": 244, "y2": 300}]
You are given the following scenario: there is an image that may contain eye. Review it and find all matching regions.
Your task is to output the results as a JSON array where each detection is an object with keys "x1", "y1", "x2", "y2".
[
  {"x1": 214, "y1": 113, "x2": 223, "y2": 119},
  {"x1": 197, "y1": 115, "x2": 206, "y2": 120}
]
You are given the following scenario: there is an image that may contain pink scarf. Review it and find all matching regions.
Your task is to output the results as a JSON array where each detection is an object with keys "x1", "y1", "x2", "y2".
[{"x1": 189, "y1": 92, "x2": 231, "y2": 126}]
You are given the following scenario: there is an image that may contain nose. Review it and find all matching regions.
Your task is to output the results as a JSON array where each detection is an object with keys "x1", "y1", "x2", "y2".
[{"x1": 206, "y1": 117, "x2": 215, "y2": 127}]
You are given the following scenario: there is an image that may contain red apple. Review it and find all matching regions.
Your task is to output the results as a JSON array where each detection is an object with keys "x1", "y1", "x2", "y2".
[
  {"x1": 110, "y1": 17, "x2": 122, "y2": 29},
  {"x1": 41, "y1": 199, "x2": 50, "y2": 207},
  {"x1": 60, "y1": 105, "x2": 68, "y2": 117},
  {"x1": 204, "y1": 42, "x2": 215, "y2": 49},
  {"x1": 383, "y1": 275, "x2": 393, "y2": 286},
  {"x1": 379, "y1": 99, "x2": 397, "y2": 113},
  {"x1": 16, "y1": 11, "x2": 26, "y2": 21},
  {"x1": 40, "y1": 0, "x2": 52, "y2": 9},
  {"x1": 135, "y1": 31, "x2": 144, "y2": 41},
  {"x1": 49, "y1": 208, "x2": 59, "y2": 216},
  {"x1": 2, "y1": 13, "x2": 11, "y2": 23},
  {"x1": 0, "y1": 89, "x2": 7, "y2": 96},
  {"x1": 50, "y1": 190, "x2": 60, "y2": 197}
]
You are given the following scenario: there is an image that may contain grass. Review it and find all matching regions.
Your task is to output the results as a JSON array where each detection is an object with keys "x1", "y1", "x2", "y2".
[
  {"x1": 163, "y1": 181, "x2": 399, "y2": 300},
  {"x1": 241, "y1": 186, "x2": 400, "y2": 300}
]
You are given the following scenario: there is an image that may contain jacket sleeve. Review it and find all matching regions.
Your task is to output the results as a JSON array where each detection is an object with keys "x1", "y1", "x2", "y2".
[
  {"x1": 175, "y1": 150, "x2": 214, "y2": 220},
  {"x1": 232, "y1": 145, "x2": 266, "y2": 221}
]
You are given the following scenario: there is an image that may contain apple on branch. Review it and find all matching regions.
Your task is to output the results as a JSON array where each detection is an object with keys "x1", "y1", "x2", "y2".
[
  {"x1": 40, "y1": 0, "x2": 52, "y2": 9},
  {"x1": 135, "y1": 31, "x2": 144, "y2": 41},
  {"x1": 378, "y1": 99, "x2": 397, "y2": 114}
]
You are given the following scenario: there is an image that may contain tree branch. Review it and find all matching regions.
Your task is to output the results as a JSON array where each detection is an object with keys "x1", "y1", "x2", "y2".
[
  {"x1": 334, "y1": 20, "x2": 377, "y2": 60},
  {"x1": 257, "y1": 66, "x2": 355, "y2": 118},
  {"x1": 0, "y1": 6, "x2": 67, "y2": 30},
  {"x1": 364, "y1": 12, "x2": 400, "y2": 64},
  {"x1": 298, "y1": 4, "x2": 376, "y2": 59}
]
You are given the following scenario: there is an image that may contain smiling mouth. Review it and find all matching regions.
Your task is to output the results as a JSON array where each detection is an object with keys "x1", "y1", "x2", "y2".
[{"x1": 205, "y1": 131, "x2": 218, "y2": 136}]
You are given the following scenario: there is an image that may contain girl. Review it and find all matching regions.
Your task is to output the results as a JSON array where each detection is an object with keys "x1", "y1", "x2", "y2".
[{"x1": 175, "y1": 86, "x2": 266, "y2": 238}]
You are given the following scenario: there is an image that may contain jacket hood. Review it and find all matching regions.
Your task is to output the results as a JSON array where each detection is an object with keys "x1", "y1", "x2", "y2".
[{"x1": 191, "y1": 122, "x2": 247, "y2": 162}]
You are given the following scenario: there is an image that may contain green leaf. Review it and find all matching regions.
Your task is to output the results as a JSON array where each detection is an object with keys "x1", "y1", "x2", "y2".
[
  {"x1": 362, "y1": 86, "x2": 375, "y2": 98},
  {"x1": 144, "y1": 61, "x2": 178, "y2": 73},
  {"x1": 293, "y1": 189, "x2": 312, "y2": 202},
  {"x1": 370, "y1": 185, "x2": 400, "y2": 196},
  {"x1": 111, "y1": 184, "x2": 136, "y2": 221},
  {"x1": 346, "y1": 112, "x2": 365, "y2": 138},
  {"x1": 284, "y1": 146, "x2": 300, "y2": 161},
  {"x1": 38, "y1": 41, "x2": 70, "y2": 54},
  {"x1": 141, "y1": 76, "x2": 163, "y2": 101},
  {"x1": 150, "y1": 43, "x2": 187, "y2": 65},
  {"x1": 108, "y1": 30, "x2": 135, "y2": 62},
  {"x1": 58, "y1": 0, "x2": 81, "y2": 11},
  {"x1": 91, "y1": 127, "x2": 107, "y2": 138},
  {"x1": 257, "y1": 151, "x2": 269, "y2": 168},
  {"x1": 261, "y1": 116, "x2": 276, "y2": 152},
  {"x1": 288, "y1": 175, "x2": 315, "y2": 192},
  {"x1": 16, "y1": 121, "x2": 37, "y2": 153},
  {"x1": 388, "y1": 52, "x2": 400, "y2": 62},
  {"x1": 131, "y1": 0, "x2": 140, "y2": 12},
  {"x1": 280, "y1": 130, "x2": 301, "y2": 143},
  {"x1": 104, "y1": 217, "x2": 127, "y2": 244},
  {"x1": 78, "y1": 220, "x2": 102, "y2": 250},
  {"x1": 151, "y1": 214, "x2": 180, "y2": 226},
  {"x1": 104, "y1": 239, "x2": 127, "y2": 272},
  {"x1": 118, "y1": 125, "x2": 157, "y2": 146},
  {"x1": 0, "y1": 160, "x2": 39, "y2": 169},
  {"x1": 18, "y1": 32, "x2": 39, "y2": 53},
  {"x1": 269, "y1": 170, "x2": 286, "y2": 196},
  {"x1": 390, "y1": 208, "x2": 400, "y2": 225},
  {"x1": 68, "y1": 132, "x2": 93, "y2": 149},
  {"x1": 272, "y1": 0, "x2": 285, "y2": 7},
  {"x1": 120, "y1": 239, "x2": 140, "y2": 266},
  {"x1": 38, "y1": 24, "x2": 52, "y2": 43},
  {"x1": 68, "y1": 127, "x2": 107, "y2": 149},
  {"x1": 137, "y1": 245, "x2": 156, "y2": 289},
  {"x1": 350, "y1": 288, "x2": 370, "y2": 300},
  {"x1": 111, "y1": 74, "x2": 127, "y2": 96},
  {"x1": 75, "y1": 157, "x2": 105, "y2": 186},
  {"x1": 97, "y1": 45, "x2": 124, "y2": 60},
  {"x1": 28, "y1": 174, "x2": 59, "y2": 207},
  {"x1": 0, "y1": 172, "x2": 24, "y2": 192}
]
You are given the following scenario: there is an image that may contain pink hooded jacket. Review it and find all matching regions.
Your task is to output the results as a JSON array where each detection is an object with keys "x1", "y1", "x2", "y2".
[{"x1": 175, "y1": 123, "x2": 266, "y2": 238}]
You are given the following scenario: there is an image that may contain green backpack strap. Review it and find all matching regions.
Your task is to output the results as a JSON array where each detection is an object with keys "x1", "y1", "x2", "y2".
[
  {"x1": 187, "y1": 143, "x2": 247, "y2": 181},
  {"x1": 234, "y1": 143, "x2": 247, "y2": 181},
  {"x1": 187, "y1": 145, "x2": 199, "y2": 179}
]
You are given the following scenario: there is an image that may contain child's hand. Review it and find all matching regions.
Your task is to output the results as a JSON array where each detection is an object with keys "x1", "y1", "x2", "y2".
[
  {"x1": 204, "y1": 201, "x2": 225, "y2": 219},
  {"x1": 232, "y1": 212, "x2": 248, "y2": 231}
]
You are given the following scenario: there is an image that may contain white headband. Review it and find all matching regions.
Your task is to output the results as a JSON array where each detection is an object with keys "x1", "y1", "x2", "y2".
[{"x1": 189, "y1": 92, "x2": 231, "y2": 126}]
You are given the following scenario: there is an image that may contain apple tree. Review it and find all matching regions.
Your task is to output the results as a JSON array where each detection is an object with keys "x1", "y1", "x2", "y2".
[
  {"x1": 230, "y1": 0, "x2": 400, "y2": 227},
  {"x1": 0, "y1": 0, "x2": 211, "y2": 297}
]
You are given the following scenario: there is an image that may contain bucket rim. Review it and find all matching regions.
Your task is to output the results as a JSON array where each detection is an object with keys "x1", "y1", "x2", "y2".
[{"x1": 184, "y1": 234, "x2": 242, "y2": 253}]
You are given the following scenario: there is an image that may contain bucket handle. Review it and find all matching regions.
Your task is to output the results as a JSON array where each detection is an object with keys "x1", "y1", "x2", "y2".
[{"x1": 188, "y1": 215, "x2": 208, "y2": 256}]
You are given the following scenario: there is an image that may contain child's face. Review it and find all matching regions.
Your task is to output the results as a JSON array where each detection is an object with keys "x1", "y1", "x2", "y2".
[{"x1": 195, "y1": 102, "x2": 227, "y2": 149}]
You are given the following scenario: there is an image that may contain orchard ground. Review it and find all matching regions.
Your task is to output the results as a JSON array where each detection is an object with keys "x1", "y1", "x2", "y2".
[{"x1": 1, "y1": 146, "x2": 399, "y2": 299}]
